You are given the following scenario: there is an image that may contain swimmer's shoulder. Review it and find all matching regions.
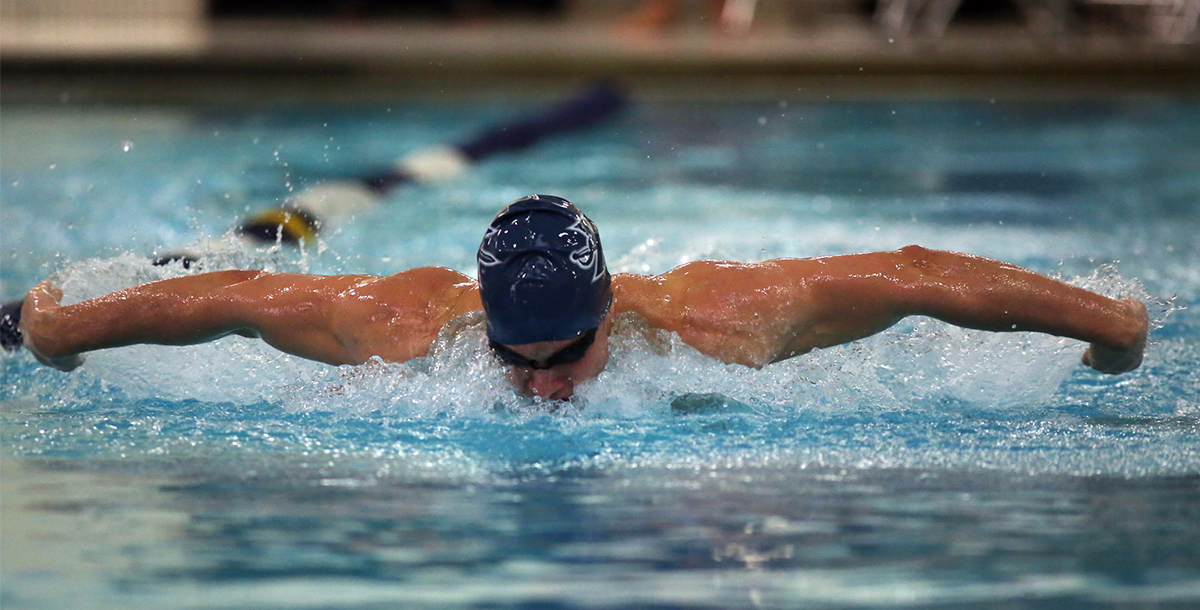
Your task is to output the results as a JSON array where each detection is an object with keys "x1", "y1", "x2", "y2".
[
  {"x1": 612, "y1": 259, "x2": 810, "y2": 304},
  {"x1": 330, "y1": 267, "x2": 481, "y2": 363},
  {"x1": 612, "y1": 266, "x2": 723, "y2": 332},
  {"x1": 377, "y1": 266, "x2": 477, "y2": 290},
  {"x1": 611, "y1": 272, "x2": 661, "y2": 319},
  {"x1": 612, "y1": 258, "x2": 829, "y2": 331},
  {"x1": 348, "y1": 266, "x2": 481, "y2": 318},
  {"x1": 614, "y1": 256, "x2": 854, "y2": 299}
]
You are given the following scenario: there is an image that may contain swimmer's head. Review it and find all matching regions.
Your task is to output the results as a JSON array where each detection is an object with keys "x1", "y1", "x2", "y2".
[{"x1": 477, "y1": 194, "x2": 612, "y2": 346}]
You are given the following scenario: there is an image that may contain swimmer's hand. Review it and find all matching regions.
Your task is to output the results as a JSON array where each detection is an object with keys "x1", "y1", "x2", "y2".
[
  {"x1": 1081, "y1": 298, "x2": 1148, "y2": 375},
  {"x1": 20, "y1": 281, "x2": 85, "y2": 372}
]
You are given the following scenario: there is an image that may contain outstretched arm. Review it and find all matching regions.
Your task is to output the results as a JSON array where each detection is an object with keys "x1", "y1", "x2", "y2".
[
  {"x1": 793, "y1": 246, "x2": 1147, "y2": 374},
  {"x1": 19, "y1": 271, "x2": 371, "y2": 370},
  {"x1": 625, "y1": 246, "x2": 1147, "y2": 373},
  {"x1": 19, "y1": 268, "x2": 480, "y2": 371}
]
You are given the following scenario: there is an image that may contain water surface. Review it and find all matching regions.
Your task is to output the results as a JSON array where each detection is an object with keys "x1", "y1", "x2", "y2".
[{"x1": 2, "y1": 95, "x2": 1199, "y2": 609}]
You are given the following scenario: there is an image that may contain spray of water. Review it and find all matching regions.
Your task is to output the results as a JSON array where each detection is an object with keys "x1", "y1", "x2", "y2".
[
  {"x1": 30, "y1": 244, "x2": 1165, "y2": 416},
  {"x1": 3, "y1": 238, "x2": 1188, "y2": 479}
]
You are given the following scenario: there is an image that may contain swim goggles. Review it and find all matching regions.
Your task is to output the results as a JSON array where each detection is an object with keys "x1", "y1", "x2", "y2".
[{"x1": 488, "y1": 328, "x2": 597, "y2": 370}]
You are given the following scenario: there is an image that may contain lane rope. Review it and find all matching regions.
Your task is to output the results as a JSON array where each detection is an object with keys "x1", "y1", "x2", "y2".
[
  {"x1": 2, "y1": 82, "x2": 629, "y2": 353},
  {"x1": 238, "y1": 81, "x2": 627, "y2": 245}
]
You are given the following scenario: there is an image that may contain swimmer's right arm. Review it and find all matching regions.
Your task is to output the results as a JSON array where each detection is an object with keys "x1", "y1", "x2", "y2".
[
  {"x1": 20, "y1": 272, "x2": 367, "y2": 370},
  {"x1": 20, "y1": 282, "x2": 86, "y2": 371},
  {"x1": 18, "y1": 270, "x2": 449, "y2": 371}
]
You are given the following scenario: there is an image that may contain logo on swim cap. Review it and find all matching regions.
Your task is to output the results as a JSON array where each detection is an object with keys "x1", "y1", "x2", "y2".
[{"x1": 477, "y1": 195, "x2": 612, "y2": 345}]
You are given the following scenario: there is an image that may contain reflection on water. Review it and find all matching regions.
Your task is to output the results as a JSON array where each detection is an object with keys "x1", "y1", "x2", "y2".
[{"x1": 4, "y1": 451, "x2": 1200, "y2": 609}]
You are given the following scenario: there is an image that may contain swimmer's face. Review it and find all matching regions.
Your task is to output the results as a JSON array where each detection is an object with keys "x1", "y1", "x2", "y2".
[{"x1": 492, "y1": 315, "x2": 612, "y2": 401}]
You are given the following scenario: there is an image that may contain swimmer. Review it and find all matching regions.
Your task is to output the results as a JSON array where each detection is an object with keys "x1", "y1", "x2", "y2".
[{"x1": 18, "y1": 195, "x2": 1149, "y2": 400}]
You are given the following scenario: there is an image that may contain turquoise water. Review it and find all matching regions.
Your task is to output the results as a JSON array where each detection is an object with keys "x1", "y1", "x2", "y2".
[{"x1": 2, "y1": 95, "x2": 1199, "y2": 609}]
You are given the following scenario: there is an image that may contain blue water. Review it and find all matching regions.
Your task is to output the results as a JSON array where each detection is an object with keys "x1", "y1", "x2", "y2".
[{"x1": 2, "y1": 94, "x2": 1199, "y2": 609}]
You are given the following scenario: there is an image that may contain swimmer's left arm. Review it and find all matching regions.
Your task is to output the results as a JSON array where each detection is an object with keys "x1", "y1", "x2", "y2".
[
  {"x1": 778, "y1": 246, "x2": 1148, "y2": 374},
  {"x1": 637, "y1": 246, "x2": 1147, "y2": 374}
]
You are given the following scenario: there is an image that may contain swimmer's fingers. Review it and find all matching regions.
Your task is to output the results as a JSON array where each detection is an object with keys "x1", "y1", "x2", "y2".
[
  {"x1": 30, "y1": 348, "x2": 85, "y2": 372},
  {"x1": 1082, "y1": 343, "x2": 1142, "y2": 375},
  {"x1": 29, "y1": 280, "x2": 63, "y2": 305},
  {"x1": 1081, "y1": 299, "x2": 1148, "y2": 375},
  {"x1": 20, "y1": 281, "x2": 85, "y2": 372}
]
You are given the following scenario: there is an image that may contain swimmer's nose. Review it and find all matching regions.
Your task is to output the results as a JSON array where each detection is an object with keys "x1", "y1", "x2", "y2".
[{"x1": 524, "y1": 369, "x2": 574, "y2": 401}]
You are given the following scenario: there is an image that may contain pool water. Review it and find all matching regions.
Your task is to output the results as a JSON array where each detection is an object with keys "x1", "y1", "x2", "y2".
[{"x1": 2, "y1": 93, "x2": 1199, "y2": 609}]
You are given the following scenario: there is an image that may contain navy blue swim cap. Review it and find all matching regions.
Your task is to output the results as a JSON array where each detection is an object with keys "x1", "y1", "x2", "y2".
[{"x1": 478, "y1": 194, "x2": 612, "y2": 345}]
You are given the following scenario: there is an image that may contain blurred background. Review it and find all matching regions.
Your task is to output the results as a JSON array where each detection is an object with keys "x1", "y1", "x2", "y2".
[{"x1": 2, "y1": 0, "x2": 1197, "y2": 103}]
